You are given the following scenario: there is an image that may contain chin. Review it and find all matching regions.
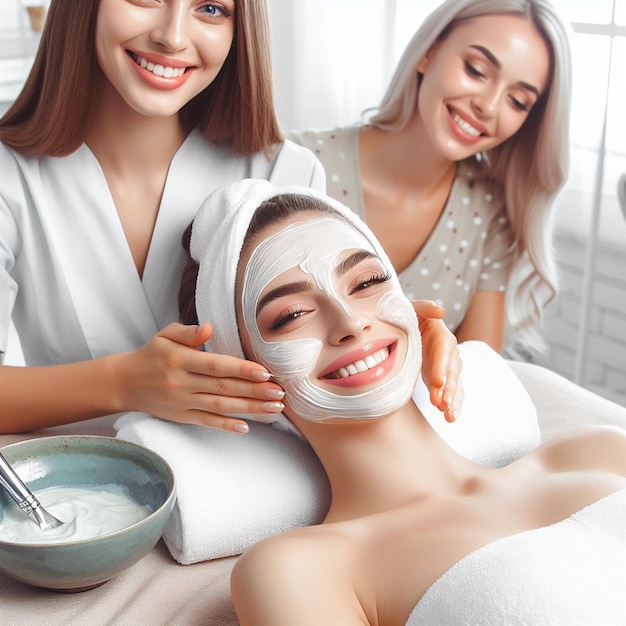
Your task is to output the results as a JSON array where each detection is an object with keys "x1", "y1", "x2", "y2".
[{"x1": 127, "y1": 97, "x2": 188, "y2": 119}]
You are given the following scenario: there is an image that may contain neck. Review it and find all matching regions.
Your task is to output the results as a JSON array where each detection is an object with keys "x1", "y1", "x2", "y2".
[
  {"x1": 85, "y1": 79, "x2": 187, "y2": 177},
  {"x1": 361, "y1": 108, "x2": 457, "y2": 194},
  {"x1": 294, "y1": 402, "x2": 482, "y2": 522}
]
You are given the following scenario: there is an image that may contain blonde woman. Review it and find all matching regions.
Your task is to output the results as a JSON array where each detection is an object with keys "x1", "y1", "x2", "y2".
[{"x1": 290, "y1": 0, "x2": 571, "y2": 354}]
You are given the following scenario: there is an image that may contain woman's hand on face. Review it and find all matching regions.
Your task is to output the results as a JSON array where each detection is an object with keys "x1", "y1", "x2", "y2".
[
  {"x1": 118, "y1": 323, "x2": 285, "y2": 433},
  {"x1": 412, "y1": 300, "x2": 463, "y2": 423}
]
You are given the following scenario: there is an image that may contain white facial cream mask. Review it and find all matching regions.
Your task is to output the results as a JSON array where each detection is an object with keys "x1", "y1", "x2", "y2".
[{"x1": 241, "y1": 217, "x2": 422, "y2": 422}]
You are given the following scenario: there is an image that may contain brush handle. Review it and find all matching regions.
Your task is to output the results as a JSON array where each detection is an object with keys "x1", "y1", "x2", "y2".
[{"x1": 0, "y1": 451, "x2": 63, "y2": 530}]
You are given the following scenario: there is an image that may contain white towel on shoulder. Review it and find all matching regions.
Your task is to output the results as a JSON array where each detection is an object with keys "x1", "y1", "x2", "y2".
[{"x1": 407, "y1": 489, "x2": 626, "y2": 625}]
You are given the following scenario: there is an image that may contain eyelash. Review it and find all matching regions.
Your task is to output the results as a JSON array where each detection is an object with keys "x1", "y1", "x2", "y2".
[
  {"x1": 269, "y1": 306, "x2": 312, "y2": 331},
  {"x1": 198, "y1": 2, "x2": 233, "y2": 18},
  {"x1": 510, "y1": 97, "x2": 529, "y2": 112},
  {"x1": 130, "y1": 1, "x2": 233, "y2": 19},
  {"x1": 268, "y1": 272, "x2": 391, "y2": 331},
  {"x1": 464, "y1": 61, "x2": 484, "y2": 79},
  {"x1": 464, "y1": 62, "x2": 530, "y2": 113},
  {"x1": 350, "y1": 271, "x2": 392, "y2": 294}
]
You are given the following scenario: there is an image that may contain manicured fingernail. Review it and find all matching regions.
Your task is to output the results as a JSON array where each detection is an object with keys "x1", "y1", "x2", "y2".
[
  {"x1": 438, "y1": 375, "x2": 447, "y2": 398},
  {"x1": 234, "y1": 423, "x2": 249, "y2": 434},
  {"x1": 446, "y1": 409, "x2": 457, "y2": 423},
  {"x1": 263, "y1": 402, "x2": 285, "y2": 413},
  {"x1": 252, "y1": 370, "x2": 271, "y2": 381},
  {"x1": 265, "y1": 388, "x2": 285, "y2": 400}
]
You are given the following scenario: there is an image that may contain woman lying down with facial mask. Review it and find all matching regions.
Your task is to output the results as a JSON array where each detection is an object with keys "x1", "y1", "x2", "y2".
[{"x1": 181, "y1": 179, "x2": 626, "y2": 626}]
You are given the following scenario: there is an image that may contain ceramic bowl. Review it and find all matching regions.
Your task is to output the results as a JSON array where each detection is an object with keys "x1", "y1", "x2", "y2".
[{"x1": 0, "y1": 435, "x2": 176, "y2": 592}]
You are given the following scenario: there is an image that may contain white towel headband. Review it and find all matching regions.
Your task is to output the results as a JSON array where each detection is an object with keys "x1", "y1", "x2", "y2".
[{"x1": 189, "y1": 178, "x2": 400, "y2": 430}]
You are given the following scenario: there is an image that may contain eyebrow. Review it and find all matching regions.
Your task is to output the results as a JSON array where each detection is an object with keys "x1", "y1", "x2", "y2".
[
  {"x1": 256, "y1": 280, "x2": 313, "y2": 315},
  {"x1": 255, "y1": 250, "x2": 378, "y2": 315},
  {"x1": 469, "y1": 45, "x2": 540, "y2": 97},
  {"x1": 334, "y1": 250, "x2": 378, "y2": 277}
]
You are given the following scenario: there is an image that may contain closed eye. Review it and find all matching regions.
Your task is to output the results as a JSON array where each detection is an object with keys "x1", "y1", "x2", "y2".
[
  {"x1": 464, "y1": 61, "x2": 484, "y2": 79},
  {"x1": 509, "y1": 95, "x2": 530, "y2": 112}
]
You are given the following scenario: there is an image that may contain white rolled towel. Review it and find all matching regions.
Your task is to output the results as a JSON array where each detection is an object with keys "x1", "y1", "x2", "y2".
[
  {"x1": 115, "y1": 414, "x2": 329, "y2": 564},
  {"x1": 115, "y1": 341, "x2": 539, "y2": 565}
]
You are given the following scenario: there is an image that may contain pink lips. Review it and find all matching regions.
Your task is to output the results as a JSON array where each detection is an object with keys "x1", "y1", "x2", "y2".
[
  {"x1": 318, "y1": 340, "x2": 398, "y2": 389},
  {"x1": 127, "y1": 50, "x2": 194, "y2": 91},
  {"x1": 445, "y1": 106, "x2": 488, "y2": 144}
]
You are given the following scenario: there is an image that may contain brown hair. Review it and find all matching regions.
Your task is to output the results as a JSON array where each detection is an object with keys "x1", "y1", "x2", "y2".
[
  {"x1": 179, "y1": 222, "x2": 200, "y2": 326},
  {"x1": 0, "y1": 0, "x2": 282, "y2": 156}
]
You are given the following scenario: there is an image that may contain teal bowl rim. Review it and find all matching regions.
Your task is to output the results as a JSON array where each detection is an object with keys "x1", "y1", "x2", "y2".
[{"x1": 0, "y1": 435, "x2": 177, "y2": 548}]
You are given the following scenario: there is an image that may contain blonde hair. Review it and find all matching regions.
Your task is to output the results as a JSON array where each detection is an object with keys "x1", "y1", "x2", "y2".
[
  {"x1": 0, "y1": 0, "x2": 281, "y2": 156},
  {"x1": 369, "y1": 0, "x2": 572, "y2": 353}
]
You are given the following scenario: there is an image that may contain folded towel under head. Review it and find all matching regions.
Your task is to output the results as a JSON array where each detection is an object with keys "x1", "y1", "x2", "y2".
[
  {"x1": 115, "y1": 413, "x2": 330, "y2": 564},
  {"x1": 116, "y1": 341, "x2": 539, "y2": 564}
]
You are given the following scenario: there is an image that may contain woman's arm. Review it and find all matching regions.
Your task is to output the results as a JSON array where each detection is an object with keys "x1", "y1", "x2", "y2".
[{"x1": 0, "y1": 323, "x2": 284, "y2": 434}]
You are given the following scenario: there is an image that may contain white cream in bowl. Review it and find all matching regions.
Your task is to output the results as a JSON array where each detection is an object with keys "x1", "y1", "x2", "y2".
[{"x1": 0, "y1": 484, "x2": 152, "y2": 544}]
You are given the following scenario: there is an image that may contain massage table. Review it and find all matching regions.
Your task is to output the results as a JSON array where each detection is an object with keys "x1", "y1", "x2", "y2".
[{"x1": 2, "y1": 360, "x2": 626, "y2": 625}]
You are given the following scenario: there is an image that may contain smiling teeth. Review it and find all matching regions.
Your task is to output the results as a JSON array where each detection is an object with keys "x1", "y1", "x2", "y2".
[
  {"x1": 134, "y1": 54, "x2": 185, "y2": 78},
  {"x1": 452, "y1": 112, "x2": 481, "y2": 137},
  {"x1": 329, "y1": 347, "x2": 390, "y2": 379}
]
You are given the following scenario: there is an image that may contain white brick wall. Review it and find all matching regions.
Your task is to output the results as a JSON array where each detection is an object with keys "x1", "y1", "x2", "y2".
[{"x1": 535, "y1": 232, "x2": 626, "y2": 407}]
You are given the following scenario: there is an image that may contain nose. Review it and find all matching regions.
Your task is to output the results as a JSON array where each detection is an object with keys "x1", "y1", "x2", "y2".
[
  {"x1": 471, "y1": 84, "x2": 502, "y2": 118},
  {"x1": 150, "y1": 3, "x2": 188, "y2": 52},
  {"x1": 327, "y1": 300, "x2": 373, "y2": 345}
]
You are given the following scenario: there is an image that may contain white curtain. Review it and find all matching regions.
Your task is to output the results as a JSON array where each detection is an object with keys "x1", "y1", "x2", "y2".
[{"x1": 268, "y1": 0, "x2": 440, "y2": 132}]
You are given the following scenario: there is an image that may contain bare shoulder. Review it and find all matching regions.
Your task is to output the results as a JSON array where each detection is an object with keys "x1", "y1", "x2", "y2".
[
  {"x1": 232, "y1": 527, "x2": 329, "y2": 587},
  {"x1": 231, "y1": 527, "x2": 366, "y2": 626},
  {"x1": 537, "y1": 425, "x2": 626, "y2": 475}
]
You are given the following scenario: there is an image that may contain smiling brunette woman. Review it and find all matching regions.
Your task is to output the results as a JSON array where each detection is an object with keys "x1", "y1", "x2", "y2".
[
  {"x1": 290, "y1": 0, "x2": 572, "y2": 355},
  {"x1": 181, "y1": 179, "x2": 626, "y2": 626},
  {"x1": 0, "y1": 0, "x2": 461, "y2": 435}
]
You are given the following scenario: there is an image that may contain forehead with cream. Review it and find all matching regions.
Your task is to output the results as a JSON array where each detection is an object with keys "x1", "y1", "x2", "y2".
[
  {"x1": 244, "y1": 216, "x2": 377, "y2": 310},
  {"x1": 240, "y1": 215, "x2": 422, "y2": 422}
]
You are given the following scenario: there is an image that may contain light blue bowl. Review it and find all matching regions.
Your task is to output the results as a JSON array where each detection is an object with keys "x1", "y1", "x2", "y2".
[{"x1": 0, "y1": 435, "x2": 176, "y2": 592}]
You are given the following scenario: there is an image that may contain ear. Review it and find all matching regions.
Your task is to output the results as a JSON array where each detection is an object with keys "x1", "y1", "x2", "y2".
[{"x1": 417, "y1": 43, "x2": 438, "y2": 74}]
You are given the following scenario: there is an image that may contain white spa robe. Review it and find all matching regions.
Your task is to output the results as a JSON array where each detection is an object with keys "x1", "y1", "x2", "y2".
[{"x1": 0, "y1": 131, "x2": 325, "y2": 369}]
